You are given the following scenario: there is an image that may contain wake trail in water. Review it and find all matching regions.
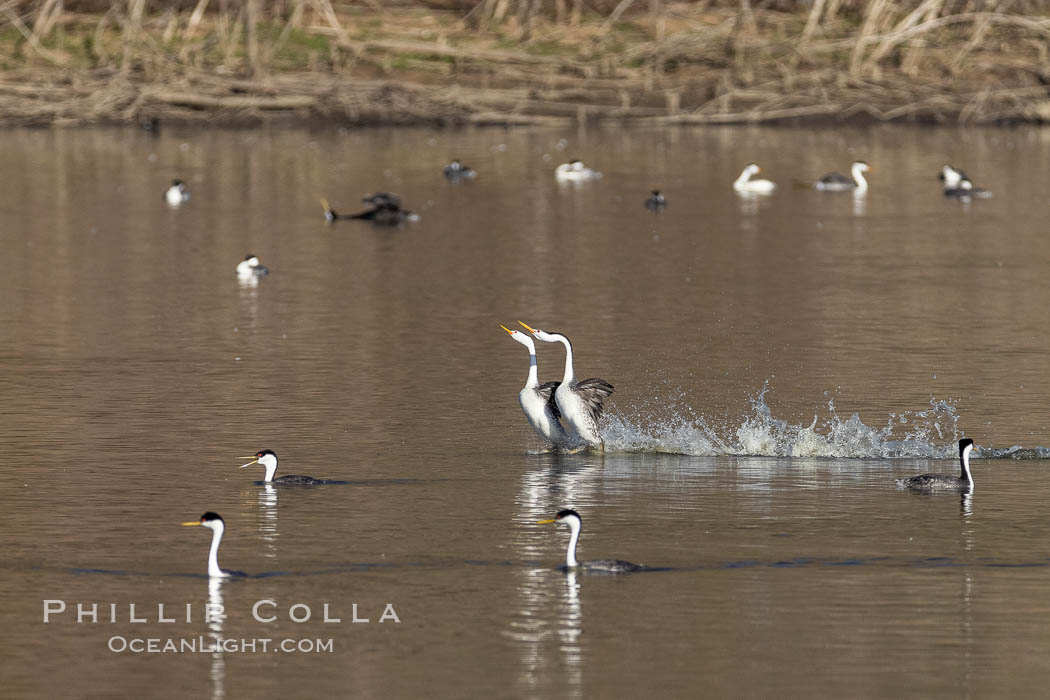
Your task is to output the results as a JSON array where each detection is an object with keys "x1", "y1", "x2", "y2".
[{"x1": 601, "y1": 383, "x2": 1050, "y2": 459}]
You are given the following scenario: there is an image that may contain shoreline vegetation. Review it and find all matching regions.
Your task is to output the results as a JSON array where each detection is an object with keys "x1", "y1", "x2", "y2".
[{"x1": 3, "y1": 0, "x2": 1050, "y2": 128}]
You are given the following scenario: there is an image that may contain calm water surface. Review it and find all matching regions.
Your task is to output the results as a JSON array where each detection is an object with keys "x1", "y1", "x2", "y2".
[{"x1": 3, "y1": 125, "x2": 1050, "y2": 698}]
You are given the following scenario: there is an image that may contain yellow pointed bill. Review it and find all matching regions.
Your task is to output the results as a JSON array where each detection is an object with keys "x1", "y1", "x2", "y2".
[
  {"x1": 537, "y1": 518, "x2": 556, "y2": 524},
  {"x1": 500, "y1": 324, "x2": 515, "y2": 335},
  {"x1": 518, "y1": 321, "x2": 537, "y2": 333},
  {"x1": 320, "y1": 197, "x2": 330, "y2": 211},
  {"x1": 239, "y1": 458, "x2": 259, "y2": 469},
  {"x1": 181, "y1": 521, "x2": 202, "y2": 526}
]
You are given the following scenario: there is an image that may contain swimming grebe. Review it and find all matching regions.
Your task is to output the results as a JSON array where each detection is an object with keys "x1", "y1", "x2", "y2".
[
  {"x1": 733, "y1": 164, "x2": 777, "y2": 194},
  {"x1": 181, "y1": 512, "x2": 246, "y2": 578},
  {"x1": 815, "y1": 161, "x2": 871, "y2": 192},
  {"x1": 239, "y1": 450, "x2": 326, "y2": 485},
  {"x1": 896, "y1": 439, "x2": 976, "y2": 491},
  {"x1": 538, "y1": 509, "x2": 643, "y2": 572}
]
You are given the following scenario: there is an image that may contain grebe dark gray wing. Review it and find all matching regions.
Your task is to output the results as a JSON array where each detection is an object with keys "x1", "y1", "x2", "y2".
[
  {"x1": 273, "y1": 474, "x2": 327, "y2": 486},
  {"x1": 895, "y1": 474, "x2": 967, "y2": 491},
  {"x1": 537, "y1": 381, "x2": 562, "y2": 419},
  {"x1": 818, "y1": 172, "x2": 852, "y2": 186},
  {"x1": 580, "y1": 559, "x2": 645, "y2": 573},
  {"x1": 575, "y1": 377, "x2": 615, "y2": 422}
]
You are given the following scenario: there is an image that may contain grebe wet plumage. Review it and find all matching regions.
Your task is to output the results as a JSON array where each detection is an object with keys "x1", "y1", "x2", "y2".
[
  {"x1": 181, "y1": 512, "x2": 246, "y2": 578},
  {"x1": 236, "y1": 254, "x2": 269, "y2": 278},
  {"x1": 645, "y1": 190, "x2": 667, "y2": 210},
  {"x1": 518, "y1": 322, "x2": 614, "y2": 450},
  {"x1": 896, "y1": 439, "x2": 976, "y2": 491},
  {"x1": 501, "y1": 324, "x2": 568, "y2": 449},
  {"x1": 239, "y1": 450, "x2": 326, "y2": 485},
  {"x1": 538, "y1": 509, "x2": 643, "y2": 572},
  {"x1": 815, "y1": 161, "x2": 871, "y2": 192},
  {"x1": 555, "y1": 159, "x2": 602, "y2": 182},
  {"x1": 733, "y1": 164, "x2": 776, "y2": 194},
  {"x1": 321, "y1": 194, "x2": 417, "y2": 226},
  {"x1": 443, "y1": 159, "x2": 477, "y2": 180},
  {"x1": 164, "y1": 179, "x2": 189, "y2": 205}
]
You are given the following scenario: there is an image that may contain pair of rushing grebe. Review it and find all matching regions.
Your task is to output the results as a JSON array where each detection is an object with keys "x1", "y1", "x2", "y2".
[
  {"x1": 733, "y1": 161, "x2": 872, "y2": 194},
  {"x1": 501, "y1": 322, "x2": 614, "y2": 451},
  {"x1": 321, "y1": 192, "x2": 418, "y2": 226}
]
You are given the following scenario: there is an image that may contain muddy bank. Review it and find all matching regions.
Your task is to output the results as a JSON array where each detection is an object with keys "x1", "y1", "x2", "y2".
[{"x1": 2, "y1": 2, "x2": 1050, "y2": 128}]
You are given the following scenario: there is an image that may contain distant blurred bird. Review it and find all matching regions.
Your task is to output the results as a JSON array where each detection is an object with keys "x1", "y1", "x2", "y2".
[
  {"x1": 939, "y1": 165, "x2": 992, "y2": 199},
  {"x1": 815, "y1": 161, "x2": 871, "y2": 193},
  {"x1": 236, "y1": 254, "x2": 269, "y2": 278},
  {"x1": 645, "y1": 190, "x2": 667, "y2": 210},
  {"x1": 733, "y1": 164, "x2": 776, "y2": 194},
  {"x1": 555, "y1": 159, "x2": 602, "y2": 182},
  {"x1": 165, "y1": 179, "x2": 189, "y2": 205},
  {"x1": 321, "y1": 193, "x2": 417, "y2": 226},
  {"x1": 443, "y1": 159, "x2": 477, "y2": 181}
]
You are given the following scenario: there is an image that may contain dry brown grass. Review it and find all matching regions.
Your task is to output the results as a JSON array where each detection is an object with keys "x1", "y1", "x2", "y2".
[{"x1": 1, "y1": 1, "x2": 1050, "y2": 126}]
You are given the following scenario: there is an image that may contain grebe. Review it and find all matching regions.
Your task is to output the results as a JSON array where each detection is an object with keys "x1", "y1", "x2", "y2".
[
  {"x1": 555, "y1": 159, "x2": 602, "y2": 182},
  {"x1": 236, "y1": 254, "x2": 269, "y2": 278},
  {"x1": 501, "y1": 324, "x2": 568, "y2": 449},
  {"x1": 939, "y1": 165, "x2": 992, "y2": 199},
  {"x1": 815, "y1": 161, "x2": 871, "y2": 192},
  {"x1": 518, "y1": 322, "x2": 614, "y2": 449},
  {"x1": 896, "y1": 439, "x2": 976, "y2": 491},
  {"x1": 645, "y1": 190, "x2": 667, "y2": 210},
  {"x1": 733, "y1": 164, "x2": 776, "y2": 194},
  {"x1": 443, "y1": 160, "x2": 477, "y2": 180},
  {"x1": 538, "y1": 509, "x2": 643, "y2": 572},
  {"x1": 164, "y1": 180, "x2": 189, "y2": 205},
  {"x1": 181, "y1": 512, "x2": 246, "y2": 578},
  {"x1": 239, "y1": 450, "x2": 326, "y2": 485},
  {"x1": 321, "y1": 194, "x2": 417, "y2": 226}
]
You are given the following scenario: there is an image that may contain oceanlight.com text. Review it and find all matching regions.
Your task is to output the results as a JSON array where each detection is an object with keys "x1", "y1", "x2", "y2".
[{"x1": 107, "y1": 636, "x2": 334, "y2": 654}]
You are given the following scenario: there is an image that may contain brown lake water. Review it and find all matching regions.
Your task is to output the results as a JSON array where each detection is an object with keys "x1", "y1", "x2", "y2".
[{"x1": 2, "y1": 124, "x2": 1050, "y2": 698}]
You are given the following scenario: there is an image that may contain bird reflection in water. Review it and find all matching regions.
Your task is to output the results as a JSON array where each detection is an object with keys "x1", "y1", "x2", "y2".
[{"x1": 207, "y1": 577, "x2": 226, "y2": 700}]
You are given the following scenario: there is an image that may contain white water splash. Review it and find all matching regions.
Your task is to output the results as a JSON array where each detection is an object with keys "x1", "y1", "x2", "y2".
[{"x1": 602, "y1": 383, "x2": 969, "y2": 459}]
